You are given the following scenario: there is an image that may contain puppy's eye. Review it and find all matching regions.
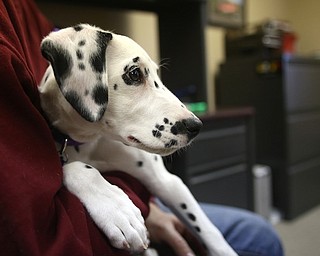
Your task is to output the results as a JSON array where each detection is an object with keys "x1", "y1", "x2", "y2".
[
  {"x1": 129, "y1": 68, "x2": 143, "y2": 82},
  {"x1": 122, "y1": 66, "x2": 144, "y2": 85}
]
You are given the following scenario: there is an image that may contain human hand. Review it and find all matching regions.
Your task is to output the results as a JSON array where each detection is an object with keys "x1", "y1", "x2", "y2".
[{"x1": 146, "y1": 202, "x2": 207, "y2": 256}]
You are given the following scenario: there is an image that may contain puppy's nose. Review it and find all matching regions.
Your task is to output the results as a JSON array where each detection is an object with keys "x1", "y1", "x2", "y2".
[
  {"x1": 171, "y1": 117, "x2": 203, "y2": 140},
  {"x1": 183, "y1": 117, "x2": 203, "y2": 140}
]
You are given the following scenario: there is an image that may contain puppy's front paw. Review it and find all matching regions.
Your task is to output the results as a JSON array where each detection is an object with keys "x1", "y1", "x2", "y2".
[
  {"x1": 88, "y1": 183, "x2": 149, "y2": 252},
  {"x1": 63, "y1": 161, "x2": 149, "y2": 253}
]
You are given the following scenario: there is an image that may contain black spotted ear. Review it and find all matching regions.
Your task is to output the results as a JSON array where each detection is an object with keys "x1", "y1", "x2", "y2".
[{"x1": 41, "y1": 24, "x2": 113, "y2": 122}]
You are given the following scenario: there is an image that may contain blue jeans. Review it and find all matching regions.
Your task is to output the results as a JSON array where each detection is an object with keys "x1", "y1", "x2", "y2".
[
  {"x1": 199, "y1": 203, "x2": 284, "y2": 256},
  {"x1": 157, "y1": 200, "x2": 284, "y2": 256}
]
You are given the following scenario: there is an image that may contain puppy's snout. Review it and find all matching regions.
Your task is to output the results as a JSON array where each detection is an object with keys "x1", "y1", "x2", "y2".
[{"x1": 171, "y1": 117, "x2": 203, "y2": 140}]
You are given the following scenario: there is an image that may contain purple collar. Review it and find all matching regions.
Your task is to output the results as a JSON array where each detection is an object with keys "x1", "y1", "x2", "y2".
[
  {"x1": 51, "y1": 125, "x2": 83, "y2": 147},
  {"x1": 50, "y1": 125, "x2": 83, "y2": 164},
  {"x1": 42, "y1": 112, "x2": 83, "y2": 164}
]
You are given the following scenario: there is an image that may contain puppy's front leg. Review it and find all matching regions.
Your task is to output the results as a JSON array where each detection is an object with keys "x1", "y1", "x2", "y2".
[
  {"x1": 130, "y1": 155, "x2": 238, "y2": 256},
  {"x1": 81, "y1": 140, "x2": 237, "y2": 255},
  {"x1": 62, "y1": 161, "x2": 149, "y2": 253},
  {"x1": 154, "y1": 174, "x2": 237, "y2": 256}
]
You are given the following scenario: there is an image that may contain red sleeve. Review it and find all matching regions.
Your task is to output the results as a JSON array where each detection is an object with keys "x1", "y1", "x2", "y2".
[{"x1": 0, "y1": 1, "x2": 150, "y2": 255}]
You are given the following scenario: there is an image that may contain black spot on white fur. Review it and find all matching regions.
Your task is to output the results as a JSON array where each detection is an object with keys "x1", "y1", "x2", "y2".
[
  {"x1": 171, "y1": 121, "x2": 183, "y2": 135},
  {"x1": 133, "y1": 56, "x2": 139, "y2": 62},
  {"x1": 156, "y1": 124, "x2": 164, "y2": 131},
  {"x1": 92, "y1": 84, "x2": 108, "y2": 105},
  {"x1": 152, "y1": 123, "x2": 166, "y2": 138},
  {"x1": 188, "y1": 213, "x2": 196, "y2": 221},
  {"x1": 78, "y1": 40, "x2": 86, "y2": 46},
  {"x1": 154, "y1": 81, "x2": 159, "y2": 88},
  {"x1": 137, "y1": 161, "x2": 143, "y2": 167},
  {"x1": 76, "y1": 49, "x2": 83, "y2": 60},
  {"x1": 76, "y1": 47, "x2": 85, "y2": 70},
  {"x1": 180, "y1": 203, "x2": 187, "y2": 209},
  {"x1": 41, "y1": 41, "x2": 73, "y2": 88},
  {"x1": 73, "y1": 25, "x2": 83, "y2": 31},
  {"x1": 65, "y1": 90, "x2": 94, "y2": 122},
  {"x1": 152, "y1": 130, "x2": 162, "y2": 138},
  {"x1": 89, "y1": 31, "x2": 112, "y2": 73},
  {"x1": 194, "y1": 226, "x2": 201, "y2": 233},
  {"x1": 78, "y1": 63, "x2": 85, "y2": 70},
  {"x1": 180, "y1": 203, "x2": 199, "y2": 232}
]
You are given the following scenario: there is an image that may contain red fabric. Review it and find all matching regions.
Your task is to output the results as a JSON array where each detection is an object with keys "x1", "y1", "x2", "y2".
[{"x1": 0, "y1": 0, "x2": 150, "y2": 255}]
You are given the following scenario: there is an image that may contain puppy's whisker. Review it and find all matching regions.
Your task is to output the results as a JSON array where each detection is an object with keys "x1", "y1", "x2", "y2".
[{"x1": 159, "y1": 58, "x2": 170, "y2": 71}]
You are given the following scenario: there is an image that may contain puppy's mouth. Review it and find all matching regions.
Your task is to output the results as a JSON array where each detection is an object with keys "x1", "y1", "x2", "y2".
[
  {"x1": 127, "y1": 135, "x2": 177, "y2": 156},
  {"x1": 128, "y1": 135, "x2": 142, "y2": 144}
]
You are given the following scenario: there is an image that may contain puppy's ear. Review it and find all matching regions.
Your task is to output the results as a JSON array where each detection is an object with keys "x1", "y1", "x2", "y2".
[{"x1": 41, "y1": 24, "x2": 112, "y2": 122}]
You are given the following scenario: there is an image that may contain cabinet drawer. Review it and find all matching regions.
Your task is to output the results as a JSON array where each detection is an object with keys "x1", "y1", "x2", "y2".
[
  {"x1": 284, "y1": 59, "x2": 320, "y2": 112},
  {"x1": 189, "y1": 164, "x2": 250, "y2": 209},
  {"x1": 186, "y1": 125, "x2": 246, "y2": 167},
  {"x1": 287, "y1": 112, "x2": 320, "y2": 164},
  {"x1": 287, "y1": 157, "x2": 320, "y2": 219}
]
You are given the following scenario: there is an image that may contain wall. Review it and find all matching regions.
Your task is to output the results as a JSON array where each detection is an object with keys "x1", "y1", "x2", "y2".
[
  {"x1": 247, "y1": 0, "x2": 289, "y2": 25},
  {"x1": 37, "y1": 2, "x2": 159, "y2": 61},
  {"x1": 242, "y1": 0, "x2": 320, "y2": 55},
  {"x1": 286, "y1": 0, "x2": 320, "y2": 55},
  {"x1": 205, "y1": 27, "x2": 225, "y2": 111}
]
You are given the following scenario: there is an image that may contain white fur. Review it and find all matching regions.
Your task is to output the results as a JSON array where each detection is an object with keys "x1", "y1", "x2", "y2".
[{"x1": 39, "y1": 24, "x2": 237, "y2": 255}]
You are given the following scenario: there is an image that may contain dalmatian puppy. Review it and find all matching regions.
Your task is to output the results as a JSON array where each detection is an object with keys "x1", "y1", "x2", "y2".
[{"x1": 39, "y1": 24, "x2": 237, "y2": 256}]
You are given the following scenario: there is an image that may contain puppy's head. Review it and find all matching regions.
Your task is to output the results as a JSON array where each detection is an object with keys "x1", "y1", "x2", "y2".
[{"x1": 40, "y1": 24, "x2": 202, "y2": 156}]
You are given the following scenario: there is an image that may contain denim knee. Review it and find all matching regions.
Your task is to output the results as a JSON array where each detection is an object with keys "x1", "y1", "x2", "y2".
[{"x1": 200, "y1": 203, "x2": 284, "y2": 256}]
